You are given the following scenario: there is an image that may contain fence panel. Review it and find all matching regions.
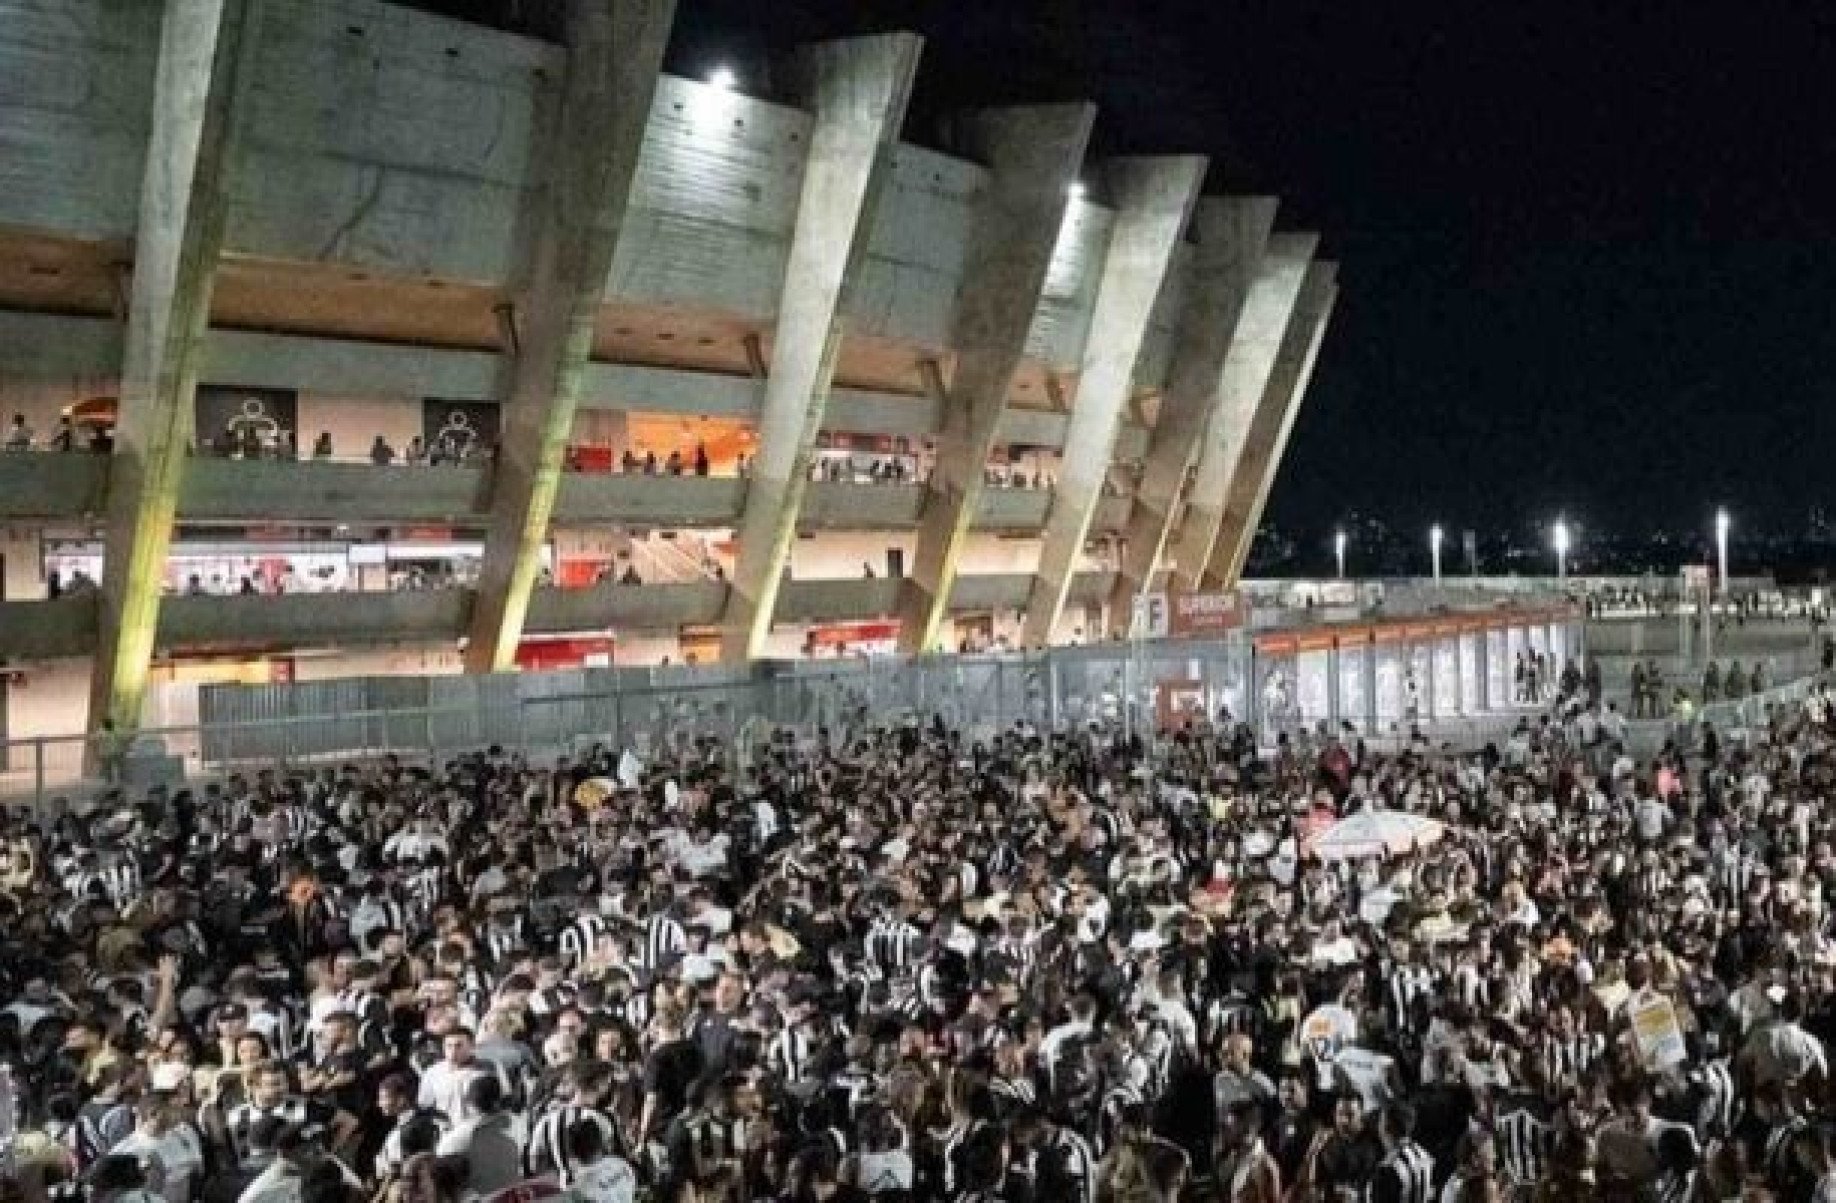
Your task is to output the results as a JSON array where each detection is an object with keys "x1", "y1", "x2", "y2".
[{"x1": 22, "y1": 610, "x2": 1792, "y2": 809}]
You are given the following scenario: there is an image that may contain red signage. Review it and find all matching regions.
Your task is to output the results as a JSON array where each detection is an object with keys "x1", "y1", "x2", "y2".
[
  {"x1": 808, "y1": 621, "x2": 900, "y2": 651},
  {"x1": 514, "y1": 636, "x2": 614, "y2": 671},
  {"x1": 1169, "y1": 590, "x2": 1246, "y2": 637}
]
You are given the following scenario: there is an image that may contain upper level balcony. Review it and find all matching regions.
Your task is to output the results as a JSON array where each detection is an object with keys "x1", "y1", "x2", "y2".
[
  {"x1": 0, "y1": 573, "x2": 1121, "y2": 662},
  {"x1": 0, "y1": 454, "x2": 1130, "y2": 534}
]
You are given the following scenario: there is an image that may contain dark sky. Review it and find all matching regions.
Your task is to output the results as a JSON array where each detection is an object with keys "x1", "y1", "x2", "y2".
[{"x1": 428, "y1": 0, "x2": 1836, "y2": 537}]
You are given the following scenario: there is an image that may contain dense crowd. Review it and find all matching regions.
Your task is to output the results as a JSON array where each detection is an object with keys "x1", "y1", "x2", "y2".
[{"x1": 5, "y1": 685, "x2": 1836, "y2": 1203}]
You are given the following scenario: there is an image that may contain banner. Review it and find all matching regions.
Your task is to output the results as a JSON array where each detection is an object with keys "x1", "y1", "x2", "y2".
[
  {"x1": 1169, "y1": 590, "x2": 1246, "y2": 637},
  {"x1": 195, "y1": 386, "x2": 298, "y2": 456},
  {"x1": 422, "y1": 399, "x2": 500, "y2": 462},
  {"x1": 1630, "y1": 991, "x2": 1686, "y2": 1070}
]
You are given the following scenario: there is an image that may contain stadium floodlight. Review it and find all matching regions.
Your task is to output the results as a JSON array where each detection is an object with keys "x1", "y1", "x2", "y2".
[{"x1": 1715, "y1": 507, "x2": 1731, "y2": 595}]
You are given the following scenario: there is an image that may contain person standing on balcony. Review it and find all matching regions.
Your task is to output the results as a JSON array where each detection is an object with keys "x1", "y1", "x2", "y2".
[
  {"x1": 694, "y1": 442, "x2": 710, "y2": 476},
  {"x1": 313, "y1": 432, "x2": 333, "y2": 460},
  {"x1": 370, "y1": 436, "x2": 395, "y2": 466},
  {"x1": 6, "y1": 412, "x2": 32, "y2": 450},
  {"x1": 94, "y1": 717, "x2": 130, "y2": 786}
]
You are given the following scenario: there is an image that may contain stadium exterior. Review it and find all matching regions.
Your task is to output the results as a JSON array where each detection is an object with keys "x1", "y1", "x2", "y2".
[{"x1": 0, "y1": 0, "x2": 1336, "y2": 742}]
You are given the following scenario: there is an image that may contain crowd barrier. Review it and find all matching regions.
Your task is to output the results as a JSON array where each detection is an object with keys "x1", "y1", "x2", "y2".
[{"x1": 0, "y1": 611, "x2": 1586, "y2": 808}]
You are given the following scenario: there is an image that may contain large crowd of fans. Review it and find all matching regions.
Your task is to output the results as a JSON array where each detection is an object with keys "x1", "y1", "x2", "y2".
[{"x1": 4, "y1": 683, "x2": 1836, "y2": 1203}]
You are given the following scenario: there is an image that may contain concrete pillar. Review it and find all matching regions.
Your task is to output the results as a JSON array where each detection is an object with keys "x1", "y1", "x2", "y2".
[
  {"x1": 464, "y1": 0, "x2": 677, "y2": 673},
  {"x1": 1164, "y1": 234, "x2": 1317, "y2": 590},
  {"x1": 1104, "y1": 197, "x2": 1277, "y2": 637},
  {"x1": 1206, "y1": 264, "x2": 1339, "y2": 587},
  {"x1": 1020, "y1": 157, "x2": 1207, "y2": 650},
  {"x1": 89, "y1": 0, "x2": 262, "y2": 735},
  {"x1": 718, "y1": 35, "x2": 923, "y2": 663},
  {"x1": 893, "y1": 104, "x2": 1095, "y2": 655}
]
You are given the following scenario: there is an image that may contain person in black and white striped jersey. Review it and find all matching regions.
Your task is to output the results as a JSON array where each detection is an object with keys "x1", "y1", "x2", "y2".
[
  {"x1": 1011, "y1": 1107, "x2": 1097, "y2": 1203},
  {"x1": 216, "y1": 1063, "x2": 336, "y2": 1168},
  {"x1": 371, "y1": 1071, "x2": 449, "y2": 1182},
  {"x1": 638, "y1": 886, "x2": 689, "y2": 980},
  {"x1": 560, "y1": 909, "x2": 619, "y2": 970},
  {"x1": 1368, "y1": 1102, "x2": 1435, "y2": 1203},
  {"x1": 523, "y1": 1060, "x2": 628, "y2": 1178},
  {"x1": 1492, "y1": 1095, "x2": 1554, "y2": 1194},
  {"x1": 865, "y1": 905, "x2": 926, "y2": 975},
  {"x1": 1383, "y1": 936, "x2": 1439, "y2": 1039}
]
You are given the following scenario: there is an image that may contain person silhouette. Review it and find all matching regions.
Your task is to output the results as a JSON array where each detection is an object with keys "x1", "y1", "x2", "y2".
[
  {"x1": 433, "y1": 409, "x2": 479, "y2": 463},
  {"x1": 223, "y1": 396, "x2": 281, "y2": 457}
]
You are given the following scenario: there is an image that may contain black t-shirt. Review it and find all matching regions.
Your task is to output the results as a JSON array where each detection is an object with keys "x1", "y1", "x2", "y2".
[
  {"x1": 693, "y1": 1009, "x2": 740, "y2": 1073},
  {"x1": 1271, "y1": 1110, "x2": 1316, "y2": 1187},
  {"x1": 1315, "y1": 1131, "x2": 1380, "y2": 1193},
  {"x1": 644, "y1": 1037, "x2": 705, "y2": 1124},
  {"x1": 307, "y1": 1047, "x2": 370, "y2": 1117}
]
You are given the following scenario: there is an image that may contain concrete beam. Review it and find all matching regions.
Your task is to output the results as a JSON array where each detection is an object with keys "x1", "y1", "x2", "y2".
[
  {"x1": 1163, "y1": 233, "x2": 1317, "y2": 590},
  {"x1": 463, "y1": 0, "x2": 677, "y2": 673},
  {"x1": 894, "y1": 104, "x2": 1095, "y2": 654},
  {"x1": 1207, "y1": 264, "x2": 1338, "y2": 587},
  {"x1": 1104, "y1": 197, "x2": 1276, "y2": 636},
  {"x1": 88, "y1": 0, "x2": 261, "y2": 734},
  {"x1": 718, "y1": 34, "x2": 923, "y2": 663},
  {"x1": 1019, "y1": 156, "x2": 1206, "y2": 649}
]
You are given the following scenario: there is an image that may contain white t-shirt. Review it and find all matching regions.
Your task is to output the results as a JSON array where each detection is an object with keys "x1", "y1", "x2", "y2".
[
  {"x1": 567, "y1": 1156, "x2": 638, "y2": 1203},
  {"x1": 117, "y1": 1125, "x2": 205, "y2": 1203},
  {"x1": 417, "y1": 1060, "x2": 488, "y2": 1122},
  {"x1": 1635, "y1": 798, "x2": 1669, "y2": 842},
  {"x1": 1332, "y1": 1046, "x2": 1396, "y2": 1112},
  {"x1": 855, "y1": 1150, "x2": 915, "y2": 1194},
  {"x1": 383, "y1": 831, "x2": 447, "y2": 863}
]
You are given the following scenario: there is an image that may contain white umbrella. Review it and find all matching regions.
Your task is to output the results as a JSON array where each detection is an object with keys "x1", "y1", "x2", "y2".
[{"x1": 1308, "y1": 810, "x2": 1444, "y2": 861}]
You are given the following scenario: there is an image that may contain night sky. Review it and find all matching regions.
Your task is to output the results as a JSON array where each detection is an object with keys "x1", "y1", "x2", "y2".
[{"x1": 428, "y1": 0, "x2": 1836, "y2": 538}]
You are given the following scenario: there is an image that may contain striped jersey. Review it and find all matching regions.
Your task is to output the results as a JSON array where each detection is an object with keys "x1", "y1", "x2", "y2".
[
  {"x1": 865, "y1": 917, "x2": 926, "y2": 972},
  {"x1": 1042, "y1": 1127, "x2": 1098, "y2": 1203},
  {"x1": 1494, "y1": 1106, "x2": 1552, "y2": 1188},
  {"x1": 560, "y1": 915, "x2": 616, "y2": 968},
  {"x1": 523, "y1": 1103, "x2": 623, "y2": 1177},
  {"x1": 642, "y1": 913, "x2": 687, "y2": 974},
  {"x1": 1368, "y1": 1140, "x2": 1434, "y2": 1203}
]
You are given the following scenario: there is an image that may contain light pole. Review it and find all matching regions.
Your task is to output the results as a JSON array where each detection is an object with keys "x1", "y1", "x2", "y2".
[
  {"x1": 1553, "y1": 519, "x2": 1570, "y2": 582},
  {"x1": 1430, "y1": 524, "x2": 1444, "y2": 585},
  {"x1": 1715, "y1": 508, "x2": 1731, "y2": 596},
  {"x1": 1334, "y1": 529, "x2": 1347, "y2": 580}
]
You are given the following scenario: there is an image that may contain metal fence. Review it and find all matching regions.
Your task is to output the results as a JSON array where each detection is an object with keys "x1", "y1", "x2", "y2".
[{"x1": 1, "y1": 614, "x2": 1590, "y2": 809}]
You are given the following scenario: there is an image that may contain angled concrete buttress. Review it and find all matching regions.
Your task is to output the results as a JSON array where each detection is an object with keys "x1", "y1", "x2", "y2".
[
  {"x1": 1163, "y1": 233, "x2": 1317, "y2": 590},
  {"x1": 464, "y1": 0, "x2": 678, "y2": 673},
  {"x1": 1206, "y1": 263, "x2": 1339, "y2": 587},
  {"x1": 1103, "y1": 197, "x2": 1278, "y2": 637},
  {"x1": 1019, "y1": 156, "x2": 1207, "y2": 650},
  {"x1": 892, "y1": 104, "x2": 1096, "y2": 655},
  {"x1": 89, "y1": 0, "x2": 263, "y2": 736},
  {"x1": 718, "y1": 34, "x2": 924, "y2": 663}
]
